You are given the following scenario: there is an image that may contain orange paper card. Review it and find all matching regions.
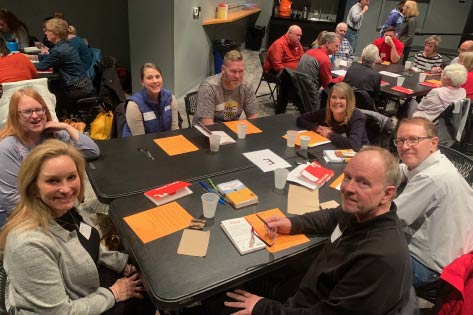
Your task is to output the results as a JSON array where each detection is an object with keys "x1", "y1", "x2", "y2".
[
  {"x1": 381, "y1": 61, "x2": 391, "y2": 65},
  {"x1": 245, "y1": 208, "x2": 309, "y2": 253},
  {"x1": 153, "y1": 135, "x2": 199, "y2": 156},
  {"x1": 330, "y1": 173, "x2": 344, "y2": 190},
  {"x1": 283, "y1": 131, "x2": 331, "y2": 147},
  {"x1": 224, "y1": 120, "x2": 262, "y2": 134},
  {"x1": 124, "y1": 201, "x2": 193, "y2": 244}
]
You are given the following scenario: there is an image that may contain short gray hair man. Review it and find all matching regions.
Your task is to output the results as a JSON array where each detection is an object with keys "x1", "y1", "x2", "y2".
[{"x1": 361, "y1": 44, "x2": 379, "y2": 65}]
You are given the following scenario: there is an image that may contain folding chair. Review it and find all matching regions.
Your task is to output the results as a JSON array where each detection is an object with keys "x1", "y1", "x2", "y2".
[
  {"x1": 254, "y1": 49, "x2": 278, "y2": 106},
  {"x1": 184, "y1": 91, "x2": 198, "y2": 127}
]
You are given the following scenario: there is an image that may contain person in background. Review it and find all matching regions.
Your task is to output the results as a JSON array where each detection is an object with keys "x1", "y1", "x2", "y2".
[
  {"x1": 194, "y1": 50, "x2": 258, "y2": 125},
  {"x1": 67, "y1": 25, "x2": 93, "y2": 73},
  {"x1": 32, "y1": 18, "x2": 94, "y2": 119},
  {"x1": 263, "y1": 25, "x2": 303, "y2": 75},
  {"x1": 394, "y1": 117, "x2": 473, "y2": 288},
  {"x1": 379, "y1": 1, "x2": 406, "y2": 37},
  {"x1": 41, "y1": 12, "x2": 65, "y2": 48},
  {"x1": 0, "y1": 139, "x2": 156, "y2": 315},
  {"x1": 450, "y1": 40, "x2": 473, "y2": 65},
  {"x1": 344, "y1": 44, "x2": 381, "y2": 99},
  {"x1": 345, "y1": 0, "x2": 370, "y2": 52},
  {"x1": 0, "y1": 87, "x2": 99, "y2": 223},
  {"x1": 311, "y1": 30, "x2": 327, "y2": 49},
  {"x1": 333, "y1": 22, "x2": 353, "y2": 61},
  {"x1": 0, "y1": 38, "x2": 37, "y2": 84},
  {"x1": 411, "y1": 35, "x2": 443, "y2": 72},
  {"x1": 398, "y1": 0, "x2": 419, "y2": 63},
  {"x1": 297, "y1": 82, "x2": 369, "y2": 151},
  {"x1": 0, "y1": 9, "x2": 30, "y2": 50},
  {"x1": 409, "y1": 63, "x2": 467, "y2": 119},
  {"x1": 223, "y1": 146, "x2": 413, "y2": 315},
  {"x1": 123, "y1": 63, "x2": 179, "y2": 136},
  {"x1": 373, "y1": 27, "x2": 404, "y2": 64},
  {"x1": 459, "y1": 51, "x2": 473, "y2": 100}
]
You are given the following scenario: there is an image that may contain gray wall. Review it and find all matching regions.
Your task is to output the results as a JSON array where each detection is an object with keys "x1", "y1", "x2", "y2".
[{"x1": 2, "y1": 0, "x2": 130, "y2": 69}]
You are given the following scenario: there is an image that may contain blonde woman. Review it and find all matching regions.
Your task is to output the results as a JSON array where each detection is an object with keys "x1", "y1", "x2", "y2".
[
  {"x1": 398, "y1": 0, "x2": 419, "y2": 63},
  {"x1": 412, "y1": 36, "x2": 443, "y2": 72},
  {"x1": 296, "y1": 82, "x2": 369, "y2": 150},
  {"x1": 459, "y1": 51, "x2": 473, "y2": 99}
]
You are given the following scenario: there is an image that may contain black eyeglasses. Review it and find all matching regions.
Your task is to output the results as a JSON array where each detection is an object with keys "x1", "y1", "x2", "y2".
[
  {"x1": 393, "y1": 136, "x2": 432, "y2": 147},
  {"x1": 18, "y1": 108, "x2": 46, "y2": 118}
]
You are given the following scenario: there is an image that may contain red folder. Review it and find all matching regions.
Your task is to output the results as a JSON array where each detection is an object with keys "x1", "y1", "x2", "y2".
[
  {"x1": 420, "y1": 81, "x2": 440, "y2": 88},
  {"x1": 300, "y1": 161, "x2": 334, "y2": 186},
  {"x1": 144, "y1": 181, "x2": 192, "y2": 206},
  {"x1": 391, "y1": 86, "x2": 414, "y2": 94}
]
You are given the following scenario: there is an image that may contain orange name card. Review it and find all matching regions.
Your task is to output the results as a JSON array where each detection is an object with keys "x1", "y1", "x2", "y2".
[
  {"x1": 330, "y1": 173, "x2": 344, "y2": 190},
  {"x1": 153, "y1": 135, "x2": 199, "y2": 156},
  {"x1": 124, "y1": 201, "x2": 193, "y2": 244},
  {"x1": 245, "y1": 208, "x2": 309, "y2": 253},
  {"x1": 282, "y1": 130, "x2": 331, "y2": 147},
  {"x1": 224, "y1": 120, "x2": 262, "y2": 135}
]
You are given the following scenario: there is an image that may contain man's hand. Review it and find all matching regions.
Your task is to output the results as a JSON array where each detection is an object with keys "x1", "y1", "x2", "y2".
[
  {"x1": 431, "y1": 66, "x2": 442, "y2": 73},
  {"x1": 266, "y1": 216, "x2": 292, "y2": 234},
  {"x1": 362, "y1": 6, "x2": 369, "y2": 14},
  {"x1": 384, "y1": 36, "x2": 394, "y2": 47},
  {"x1": 224, "y1": 289, "x2": 263, "y2": 315}
]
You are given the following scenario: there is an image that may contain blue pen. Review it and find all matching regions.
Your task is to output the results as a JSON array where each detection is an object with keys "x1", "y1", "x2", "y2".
[{"x1": 198, "y1": 181, "x2": 225, "y2": 205}]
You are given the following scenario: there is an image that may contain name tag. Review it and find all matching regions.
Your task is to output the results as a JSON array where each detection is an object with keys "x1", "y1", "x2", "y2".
[
  {"x1": 330, "y1": 224, "x2": 342, "y2": 243},
  {"x1": 215, "y1": 103, "x2": 225, "y2": 111},
  {"x1": 164, "y1": 105, "x2": 171, "y2": 111},
  {"x1": 143, "y1": 111, "x2": 156, "y2": 121},
  {"x1": 79, "y1": 222, "x2": 92, "y2": 240}
]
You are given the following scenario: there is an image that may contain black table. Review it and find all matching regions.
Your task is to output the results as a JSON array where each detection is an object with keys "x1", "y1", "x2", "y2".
[
  {"x1": 87, "y1": 114, "x2": 307, "y2": 203},
  {"x1": 110, "y1": 156, "x2": 343, "y2": 310}
]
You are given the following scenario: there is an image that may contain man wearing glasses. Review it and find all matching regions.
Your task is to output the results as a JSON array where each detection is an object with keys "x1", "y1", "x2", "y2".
[
  {"x1": 223, "y1": 146, "x2": 414, "y2": 314},
  {"x1": 394, "y1": 117, "x2": 473, "y2": 288}
]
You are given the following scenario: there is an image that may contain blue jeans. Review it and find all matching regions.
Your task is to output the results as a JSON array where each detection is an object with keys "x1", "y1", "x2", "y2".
[
  {"x1": 410, "y1": 255, "x2": 440, "y2": 288},
  {"x1": 345, "y1": 28, "x2": 358, "y2": 53}
]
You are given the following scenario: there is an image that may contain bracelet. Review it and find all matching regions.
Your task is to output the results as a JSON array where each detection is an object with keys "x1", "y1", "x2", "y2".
[{"x1": 110, "y1": 286, "x2": 120, "y2": 302}]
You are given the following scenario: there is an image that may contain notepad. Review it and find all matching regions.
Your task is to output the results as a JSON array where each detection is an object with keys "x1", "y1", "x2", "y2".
[
  {"x1": 124, "y1": 202, "x2": 193, "y2": 244},
  {"x1": 221, "y1": 217, "x2": 266, "y2": 255},
  {"x1": 153, "y1": 135, "x2": 199, "y2": 156},
  {"x1": 245, "y1": 208, "x2": 309, "y2": 253},
  {"x1": 391, "y1": 86, "x2": 414, "y2": 94},
  {"x1": 224, "y1": 120, "x2": 262, "y2": 134}
]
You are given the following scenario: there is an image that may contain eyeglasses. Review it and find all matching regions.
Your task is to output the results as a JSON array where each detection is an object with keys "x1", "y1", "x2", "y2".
[
  {"x1": 393, "y1": 136, "x2": 432, "y2": 147},
  {"x1": 18, "y1": 108, "x2": 46, "y2": 118}
]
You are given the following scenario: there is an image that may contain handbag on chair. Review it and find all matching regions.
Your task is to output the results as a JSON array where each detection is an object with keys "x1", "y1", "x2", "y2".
[
  {"x1": 90, "y1": 110, "x2": 113, "y2": 140},
  {"x1": 63, "y1": 118, "x2": 86, "y2": 133}
]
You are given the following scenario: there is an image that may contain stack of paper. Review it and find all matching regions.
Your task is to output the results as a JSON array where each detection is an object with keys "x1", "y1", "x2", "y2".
[
  {"x1": 323, "y1": 149, "x2": 356, "y2": 163},
  {"x1": 300, "y1": 161, "x2": 334, "y2": 187}
]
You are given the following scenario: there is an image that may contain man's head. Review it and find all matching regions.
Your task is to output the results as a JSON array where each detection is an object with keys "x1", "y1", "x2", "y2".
[
  {"x1": 320, "y1": 32, "x2": 340, "y2": 55},
  {"x1": 335, "y1": 23, "x2": 348, "y2": 39},
  {"x1": 287, "y1": 25, "x2": 302, "y2": 45},
  {"x1": 441, "y1": 63, "x2": 467, "y2": 88},
  {"x1": 458, "y1": 40, "x2": 473, "y2": 54},
  {"x1": 341, "y1": 146, "x2": 400, "y2": 222},
  {"x1": 361, "y1": 44, "x2": 379, "y2": 65},
  {"x1": 221, "y1": 50, "x2": 244, "y2": 90},
  {"x1": 395, "y1": 117, "x2": 439, "y2": 170},
  {"x1": 384, "y1": 27, "x2": 397, "y2": 39}
]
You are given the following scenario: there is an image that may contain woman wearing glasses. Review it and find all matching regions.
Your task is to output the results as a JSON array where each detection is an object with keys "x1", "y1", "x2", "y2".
[{"x1": 0, "y1": 87, "x2": 99, "y2": 223}]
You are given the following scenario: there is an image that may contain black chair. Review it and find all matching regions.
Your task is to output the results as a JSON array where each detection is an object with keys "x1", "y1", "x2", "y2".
[
  {"x1": 254, "y1": 49, "x2": 278, "y2": 107},
  {"x1": 434, "y1": 98, "x2": 471, "y2": 149},
  {"x1": 0, "y1": 263, "x2": 7, "y2": 315},
  {"x1": 439, "y1": 145, "x2": 473, "y2": 185},
  {"x1": 354, "y1": 88, "x2": 378, "y2": 112},
  {"x1": 361, "y1": 109, "x2": 395, "y2": 151},
  {"x1": 184, "y1": 91, "x2": 198, "y2": 127}
]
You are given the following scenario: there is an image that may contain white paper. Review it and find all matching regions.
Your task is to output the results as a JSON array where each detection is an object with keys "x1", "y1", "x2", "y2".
[
  {"x1": 194, "y1": 124, "x2": 236, "y2": 145},
  {"x1": 331, "y1": 70, "x2": 347, "y2": 76},
  {"x1": 243, "y1": 149, "x2": 291, "y2": 172},
  {"x1": 339, "y1": 60, "x2": 348, "y2": 67},
  {"x1": 379, "y1": 71, "x2": 402, "y2": 78},
  {"x1": 79, "y1": 222, "x2": 92, "y2": 240},
  {"x1": 286, "y1": 164, "x2": 319, "y2": 190}
]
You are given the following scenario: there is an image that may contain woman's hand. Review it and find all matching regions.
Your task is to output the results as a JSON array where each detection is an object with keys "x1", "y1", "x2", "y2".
[
  {"x1": 110, "y1": 273, "x2": 145, "y2": 302},
  {"x1": 224, "y1": 289, "x2": 263, "y2": 315},
  {"x1": 44, "y1": 121, "x2": 79, "y2": 142},
  {"x1": 315, "y1": 125, "x2": 332, "y2": 138}
]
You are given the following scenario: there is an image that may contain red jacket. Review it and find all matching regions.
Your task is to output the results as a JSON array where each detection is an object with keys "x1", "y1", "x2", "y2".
[
  {"x1": 264, "y1": 34, "x2": 303, "y2": 73},
  {"x1": 304, "y1": 47, "x2": 343, "y2": 88}
]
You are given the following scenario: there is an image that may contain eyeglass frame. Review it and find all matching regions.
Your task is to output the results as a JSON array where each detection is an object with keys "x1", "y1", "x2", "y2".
[
  {"x1": 392, "y1": 136, "x2": 432, "y2": 147},
  {"x1": 18, "y1": 108, "x2": 46, "y2": 118}
]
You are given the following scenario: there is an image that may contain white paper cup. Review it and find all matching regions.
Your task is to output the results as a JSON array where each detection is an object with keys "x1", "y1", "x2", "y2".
[
  {"x1": 405, "y1": 61, "x2": 412, "y2": 70},
  {"x1": 334, "y1": 58, "x2": 341, "y2": 67},
  {"x1": 397, "y1": 77, "x2": 406, "y2": 86},
  {"x1": 274, "y1": 168, "x2": 289, "y2": 190},
  {"x1": 299, "y1": 135, "x2": 311, "y2": 150},
  {"x1": 202, "y1": 193, "x2": 219, "y2": 218},
  {"x1": 237, "y1": 123, "x2": 247, "y2": 139},
  {"x1": 286, "y1": 130, "x2": 297, "y2": 147},
  {"x1": 209, "y1": 134, "x2": 221, "y2": 152},
  {"x1": 347, "y1": 60, "x2": 353, "y2": 67},
  {"x1": 419, "y1": 73, "x2": 427, "y2": 82}
]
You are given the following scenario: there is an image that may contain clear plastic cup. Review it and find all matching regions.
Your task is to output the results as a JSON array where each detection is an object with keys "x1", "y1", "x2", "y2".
[
  {"x1": 419, "y1": 73, "x2": 427, "y2": 82},
  {"x1": 274, "y1": 168, "x2": 289, "y2": 190},
  {"x1": 405, "y1": 61, "x2": 412, "y2": 70},
  {"x1": 201, "y1": 193, "x2": 219, "y2": 218},
  {"x1": 334, "y1": 58, "x2": 341, "y2": 67},
  {"x1": 237, "y1": 123, "x2": 247, "y2": 139},
  {"x1": 397, "y1": 77, "x2": 405, "y2": 86},
  {"x1": 209, "y1": 134, "x2": 221, "y2": 152},
  {"x1": 286, "y1": 130, "x2": 297, "y2": 147},
  {"x1": 299, "y1": 135, "x2": 311, "y2": 150}
]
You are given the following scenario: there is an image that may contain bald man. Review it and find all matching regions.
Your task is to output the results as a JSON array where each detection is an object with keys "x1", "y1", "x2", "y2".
[
  {"x1": 334, "y1": 22, "x2": 354, "y2": 61},
  {"x1": 451, "y1": 40, "x2": 473, "y2": 65},
  {"x1": 263, "y1": 25, "x2": 304, "y2": 75}
]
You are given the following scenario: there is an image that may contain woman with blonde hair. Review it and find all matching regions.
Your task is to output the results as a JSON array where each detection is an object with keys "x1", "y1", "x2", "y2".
[
  {"x1": 0, "y1": 140, "x2": 155, "y2": 315},
  {"x1": 459, "y1": 51, "x2": 473, "y2": 99},
  {"x1": 398, "y1": 0, "x2": 419, "y2": 63},
  {"x1": 297, "y1": 82, "x2": 369, "y2": 150},
  {"x1": 412, "y1": 35, "x2": 443, "y2": 72},
  {"x1": 0, "y1": 87, "x2": 99, "y2": 220}
]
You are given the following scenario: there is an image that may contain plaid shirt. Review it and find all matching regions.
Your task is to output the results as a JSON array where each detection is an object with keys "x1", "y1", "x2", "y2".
[{"x1": 334, "y1": 38, "x2": 353, "y2": 61}]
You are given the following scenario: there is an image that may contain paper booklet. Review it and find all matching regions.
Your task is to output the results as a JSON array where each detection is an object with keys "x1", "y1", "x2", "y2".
[
  {"x1": 144, "y1": 181, "x2": 193, "y2": 206},
  {"x1": 300, "y1": 161, "x2": 334, "y2": 187},
  {"x1": 323, "y1": 149, "x2": 356, "y2": 163},
  {"x1": 193, "y1": 121, "x2": 236, "y2": 145},
  {"x1": 217, "y1": 179, "x2": 258, "y2": 209},
  {"x1": 221, "y1": 217, "x2": 266, "y2": 255}
]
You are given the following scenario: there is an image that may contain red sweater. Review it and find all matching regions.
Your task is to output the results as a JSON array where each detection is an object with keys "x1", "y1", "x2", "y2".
[
  {"x1": 0, "y1": 53, "x2": 37, "y2": 84},
  {"x1": 264, "y1": 34, "x2": 303, "y2": 73}
]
